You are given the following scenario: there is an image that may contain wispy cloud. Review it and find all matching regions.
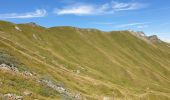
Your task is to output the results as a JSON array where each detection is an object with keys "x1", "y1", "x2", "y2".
[
  {"x1": 111, "y1": 1, "x2": 145, "y2": 11},
  {"x1": 92, "y1": 22, "x2": 150, "y2": 29},
  {"x1": 114, "y1": 22, "x2": 150, "y2": 28},
  {"x1": 136, "y1": 25, "x2": 148, "y2": 29},
  {"x1": 0, "y1": 9, "x2": 46, "y2": 19},
  {"x1": 54, "y1": 1, "x2": 146, "y2": 15},
  {"x1": 91, "y1": 22, "x2": 114, "y2": 25}
]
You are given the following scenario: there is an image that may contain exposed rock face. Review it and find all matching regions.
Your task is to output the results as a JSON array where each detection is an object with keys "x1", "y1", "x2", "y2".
[
  {"x1": 128, "y1": 30, "x2": 162, "y2": 43},
  {"x1": 147, "y1": 35, "x2": 161, "y2": 43},
  {"x1": 128, "y1": 30, "x2": 149, "y2": 42},
  {"x1": 128, "y1": 30, "x2": 146, "y2": 37},
  {"x1": 136, "y1": 31, "x2": 146, "y2": 37}
]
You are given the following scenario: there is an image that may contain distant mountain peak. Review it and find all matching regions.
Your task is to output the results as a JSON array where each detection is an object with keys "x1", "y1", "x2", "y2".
[
  {"x1": 128, "y1": 30, "x2": 162, "y2": 43},
  {"x1": 147, "y1": 35, "x2": 161, "y2": 43}
]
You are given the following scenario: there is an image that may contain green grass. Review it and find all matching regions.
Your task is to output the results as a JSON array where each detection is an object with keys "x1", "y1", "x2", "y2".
[{"x1": 0, "y1": 20, "x2": 170, "y2": 100}]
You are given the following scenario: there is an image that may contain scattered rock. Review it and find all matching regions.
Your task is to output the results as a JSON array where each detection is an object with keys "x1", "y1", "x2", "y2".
[
  {"x1": 0, "y1": 63, "x2": 83, "y2": 99},
  {"x1": 22, "y1": 71, "x2": 33, "y2": 77},
  {"x1": 33, "y1": 34, "x2": 38, "y2": 40},
  {"x1": 40, "y1": 80, "x2": 66, "y2": 94},
  {"x1": 3, "y1": 93, "x2": 23, "y2": 100},
  {"x1": 23, "y1": 90, "x2": 32, "y2": 96},
  {"x1": 15, "y1": 26, "x2": 22, "y2": 31},
  {"x1": 39, "y1": 79, "x2": 82, "y2": 100}
]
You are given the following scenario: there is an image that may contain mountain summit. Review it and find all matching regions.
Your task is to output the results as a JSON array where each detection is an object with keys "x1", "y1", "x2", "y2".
[{"x1": 0, "y1": 20, "x2": 170, "y2": 100}]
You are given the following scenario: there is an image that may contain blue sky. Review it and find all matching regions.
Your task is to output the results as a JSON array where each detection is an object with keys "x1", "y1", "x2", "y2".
[{"x1": 0, "y1": 0, "x2": 170, "y2": 42}]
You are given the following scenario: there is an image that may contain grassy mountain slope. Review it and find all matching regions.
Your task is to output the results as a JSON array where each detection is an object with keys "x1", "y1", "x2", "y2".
[{"x1": 0, "y1": 20, "x2": 170, "y2": 100}]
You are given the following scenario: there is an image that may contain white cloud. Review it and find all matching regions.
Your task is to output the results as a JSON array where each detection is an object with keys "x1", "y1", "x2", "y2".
[
  {"x1": 54, "y1": 4, "x2": 111, "y2": 15},
  {"x1": 0, "y1": 9, "x2": 46, "y2": 19},
  {"x1": 54, "y1": 5, "x2": 95, "y2": 15},
  {"x1": 54, "y1": 1, "x2": 146, "y2": 15}
]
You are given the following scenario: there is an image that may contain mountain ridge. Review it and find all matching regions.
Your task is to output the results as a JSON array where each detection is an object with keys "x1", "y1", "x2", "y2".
[{"x1": 0, "y1": 20, "x2": 164, "y2": 43}]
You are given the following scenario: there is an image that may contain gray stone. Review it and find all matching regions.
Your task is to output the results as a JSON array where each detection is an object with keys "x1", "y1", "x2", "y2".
[
  {"x1": 0, "y1": 64, "x2": 19, "y2": 72},
  {"x1": 3, "y1": 93, "x2": 23, "y2": 100}
]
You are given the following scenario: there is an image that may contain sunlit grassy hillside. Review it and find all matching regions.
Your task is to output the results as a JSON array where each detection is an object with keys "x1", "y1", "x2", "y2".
[{"x1": 0, "y1": 20, "x2": 170, "y2": 100}]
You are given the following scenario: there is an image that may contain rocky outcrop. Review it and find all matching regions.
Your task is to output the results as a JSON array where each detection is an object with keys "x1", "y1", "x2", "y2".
[
  {"x1": 3, "y1": 93, "x2": 23, "y2": 100},
  {"x1": 0, "y1": 63, "x2": 34, "y2": 78},
  {"x1": 128, "y1": 30, "x2": 150, "y2": 42},
  {"x1": 0, "y1": 63, "x2": 19, "y2": 72},
  {"x1": 147, "y1": 35, "x2": 161, "y2": 43},
  {"x1": 128, "y1": 30, "x2": 162, "y2": 43},
  {"x1": 135, "y1": 31, "x2": 146, "y2": 37}
]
